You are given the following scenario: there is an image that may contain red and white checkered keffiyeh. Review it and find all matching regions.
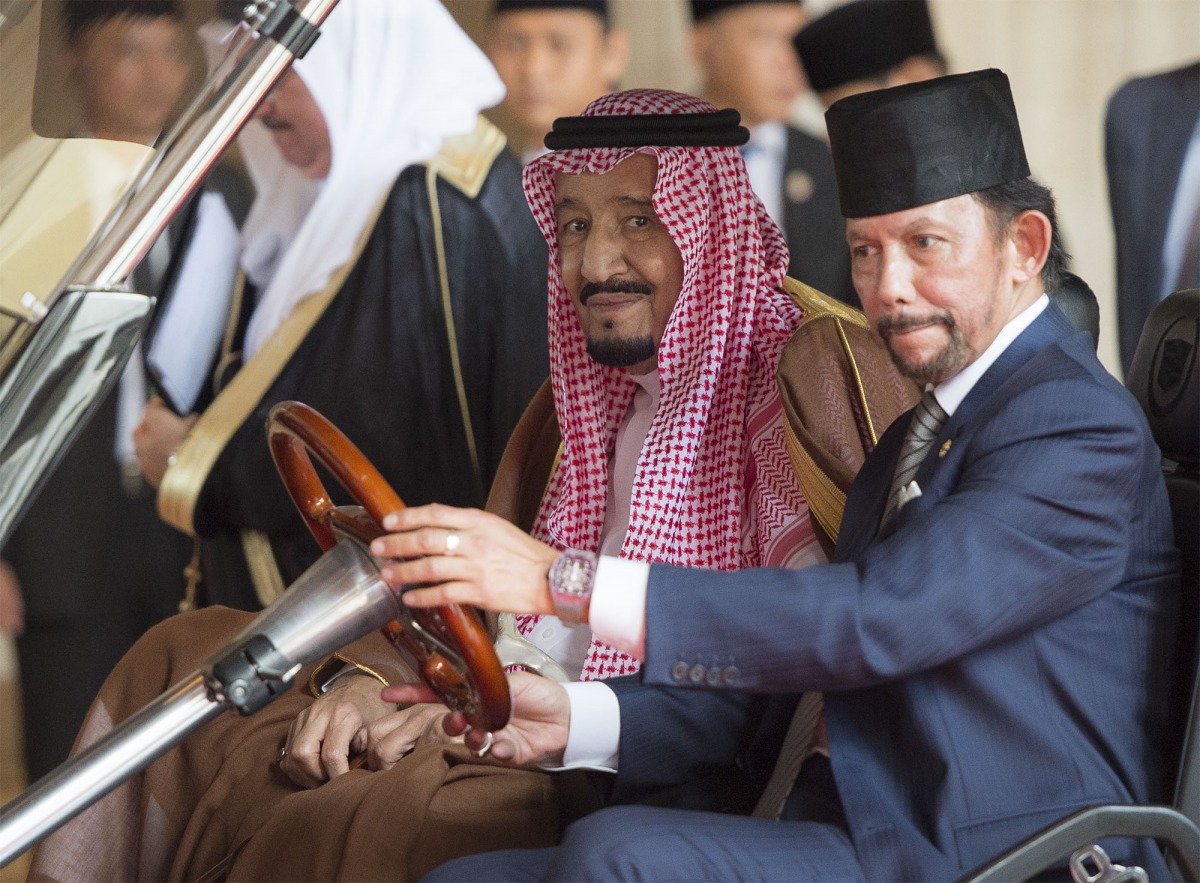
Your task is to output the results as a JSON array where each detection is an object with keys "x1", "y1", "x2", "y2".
[{"x1": 518, "y1": 90, "x2": 821, "y2": 679}]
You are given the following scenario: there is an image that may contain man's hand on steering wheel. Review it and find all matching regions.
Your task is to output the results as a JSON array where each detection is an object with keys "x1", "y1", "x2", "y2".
[{"x1": 384, "y1": 671, "x2": 572, "y2": 768}]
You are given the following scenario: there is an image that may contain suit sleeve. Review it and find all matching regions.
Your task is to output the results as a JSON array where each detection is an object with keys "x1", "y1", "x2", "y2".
[
  {"x1": 605, "y1": 675, "x2": 764, "y2": 807},
  {"x1": 640, "y1": 368, "x2": 1163, "y2": 694}
]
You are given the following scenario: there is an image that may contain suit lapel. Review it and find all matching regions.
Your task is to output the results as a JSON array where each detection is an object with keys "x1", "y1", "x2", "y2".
[
  {"x1": 837, "y1": 304, "x2": 1076, "y2": 554},
  {"x1": 1144, "y1": 64, "x2": 1200, "y2": 296},
  {"x1": 834, "y1": 416, "x2": 908, "y2": 562},
  {"x1": 941, "y1": 304, "x2": 1074, "y2": 439}
]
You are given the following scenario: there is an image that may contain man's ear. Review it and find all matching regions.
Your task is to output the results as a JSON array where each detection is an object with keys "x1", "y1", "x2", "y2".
[
  {"x1": 601, "y1": 27, "x2": 631, "y2": 89},
  {"x1": 1009, "y1": 209, "x2": 1052, "y2": 285}
]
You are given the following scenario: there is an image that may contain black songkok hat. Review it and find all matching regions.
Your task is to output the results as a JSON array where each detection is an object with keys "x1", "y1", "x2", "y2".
[
  {"x1": 794, "y1": 0, "x2": 938, "y2": 92},
  {"x1": 493, "y1": 0, "x2": 609, "y2": 23},
  {"x1": 544, "y1": 107, "x2": 750, "y2": 149},
  {"x1": 690, "y1": 0, "x2": 801, "y2": 23},
  {"x1": 825, "y1": 68, "x2": 1030, "y2": 218}
]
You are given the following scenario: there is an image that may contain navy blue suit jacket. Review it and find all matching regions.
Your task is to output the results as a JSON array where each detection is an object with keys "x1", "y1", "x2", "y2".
[
  {"x1": 613, "y1": 305, "x2": 1181, "y2": 880},
  {"x1": 1106, "y1": 61, "x2": 1200, "y2": 374},
  {"x1": 781, "y1": 126, "x2": 856, "y2": 308}
]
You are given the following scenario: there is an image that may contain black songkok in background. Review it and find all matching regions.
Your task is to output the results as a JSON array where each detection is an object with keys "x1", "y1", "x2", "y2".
[
  {"x1": 794, "y1": 0, "x2": 937, "y2": 92},
  {"x1": 689, "y1": 0, "x2": 802, "y2": 23},
  {"x1": 492, "y1": 0, "x2": 609, "y2": 23},
  {"x1": 825, "y1": 68, "x2": 1029, "y2": 218}
]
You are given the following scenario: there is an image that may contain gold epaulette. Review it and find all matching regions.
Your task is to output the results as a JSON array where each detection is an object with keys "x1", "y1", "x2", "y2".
[{"x1": 421, "y1": 116, "x2": 507, "y2": 199}]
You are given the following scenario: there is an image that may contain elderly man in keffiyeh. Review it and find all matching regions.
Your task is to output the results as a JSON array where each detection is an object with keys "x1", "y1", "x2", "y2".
[
  {"x1": 29, "y1": 89, "x2": 912, "y2": 882},
  {"x1": 440, "y1": 88, "x2": 913, "y2": 689}
]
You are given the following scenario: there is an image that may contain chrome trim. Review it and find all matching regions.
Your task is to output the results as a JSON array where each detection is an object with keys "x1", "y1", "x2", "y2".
[
  {"x1": 0, "y1": 289, "x2": 151, "y2": 548},
  {"x1": 0, "y1": 674, "x2": 220, "y2": 868}
]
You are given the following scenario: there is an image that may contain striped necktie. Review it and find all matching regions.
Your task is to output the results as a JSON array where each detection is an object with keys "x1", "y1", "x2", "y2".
[
  {"x1": 881, "y1": 388, "x2": 948, "y2": 526},
  {"x1": 752, "y1": 691, "x2": 824, "y2": 819}
]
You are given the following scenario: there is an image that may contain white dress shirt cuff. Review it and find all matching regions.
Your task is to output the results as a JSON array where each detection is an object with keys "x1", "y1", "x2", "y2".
[
  {"x1": 539, "y1": 681, "x2": 621, "y2": 772},
  {"x1": 588, "y1": 555, "x2": 648, "y2": 660}
]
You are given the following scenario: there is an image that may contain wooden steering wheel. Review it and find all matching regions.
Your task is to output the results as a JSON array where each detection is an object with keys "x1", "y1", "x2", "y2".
[{"x1": 266, "y1": 401, "x2": 510, "y2": 733}]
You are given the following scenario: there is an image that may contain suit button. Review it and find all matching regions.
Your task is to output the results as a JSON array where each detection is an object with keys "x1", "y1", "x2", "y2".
[
  {"x1": 706, "y1": 667, "x2": 723, "y2": 687},
  {"x1": 722, "y1": 666, "x2": 741, "y2": 685},
  {"x1": 689, "y1": 664, "x2": 706, "y2": 684},
  {"x1": 670, "y1": 661, "x2": 690, "y2": 683}
]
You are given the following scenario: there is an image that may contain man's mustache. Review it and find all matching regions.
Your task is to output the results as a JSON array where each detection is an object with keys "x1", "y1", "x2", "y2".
[
  {"x1": 580, "y1": 279, "x2": 653, "y2": 304},
  {"x1": 261, "y1": 117, "x2": 291, "y2": 132},
  {"x1": 876, "y1": 313, "x2": 954, "y2": 337}
]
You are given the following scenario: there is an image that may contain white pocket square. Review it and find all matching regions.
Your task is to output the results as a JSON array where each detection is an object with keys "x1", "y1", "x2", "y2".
[{"x1": 897, "y1": 480, "x2": 922, "y2": 509}]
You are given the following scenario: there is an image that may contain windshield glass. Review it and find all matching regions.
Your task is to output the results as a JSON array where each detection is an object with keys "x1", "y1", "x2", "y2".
[{"x1": 0, "y1": 0, "x2": 231, "y2": 330}]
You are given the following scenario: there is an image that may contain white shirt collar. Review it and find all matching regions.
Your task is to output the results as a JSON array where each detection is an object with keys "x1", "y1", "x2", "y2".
[
  {"x1": 933, "y1": 294, "x2": 1049, "y2": 416},
  {"x1": 628, "y1": 368, "x2": 661, "y2": 396},
  {"x1": 748, "y1": 121, "x2": 787, "y2": 159},
  {"x1": 522, "y1": 144, "x2": 550, "y2": 166}
]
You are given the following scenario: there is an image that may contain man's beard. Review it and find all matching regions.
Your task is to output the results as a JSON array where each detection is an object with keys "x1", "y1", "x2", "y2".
[
  {"x1": 877, "y1": 313, "x2": 972, "y2": 385},
  {"x1": 580, "y1": 278, "x2": 657, "y2": 368},
  {"x1": 586, "y1": 335, "x2": 657, "y2": 368}
]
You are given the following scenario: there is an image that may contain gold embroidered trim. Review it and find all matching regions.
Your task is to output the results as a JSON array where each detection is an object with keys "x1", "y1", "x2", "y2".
[
  {"x1": 426, "y1": 164, "x2": 483, "y2": 489},
  {"x1": 157, "y1": 193, "x2": 391, "y2": 535},
  {"x1": 782, "y1": 277, "x2": 878, "y2": 445},
  {"x1": 179, "y1": 538, "x2": 202, "y2": 613},
  {"x1": 778, "y1": 277, "x2": 877, "y2": 536},
  {"x1": 544, "y1": 444, "x2": 563, "y2": 506},
  {"x1": 241, "y1": 529, "x2": 286, "y2": 607},
  {"x1": 833, "y1": 317, "x2": 877, "y2": 446},
  {"x1": 306, "y1": 651, "x2": 391, "y2": 698},
  {"x1": 422, "y1": 116, "x2": 507, "y2": 198},
  {"x1": 783, "y1": 415, "x2": 847, "y2": 543},
  {"x1": 782, "y1": 276, "x2": 868, "y2": 328}
]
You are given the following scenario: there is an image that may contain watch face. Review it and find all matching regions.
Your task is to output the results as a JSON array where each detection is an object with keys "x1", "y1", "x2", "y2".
[
  {"x1": 550, "y1": 550, "x2": 597, "y2": 622},
  {"x1": 560, "y1": 557, "x2": 590, "y2": 595}
]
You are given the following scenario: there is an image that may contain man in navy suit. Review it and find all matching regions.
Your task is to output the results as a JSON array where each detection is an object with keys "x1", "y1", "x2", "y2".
[
  {"x1": 1106, "y1": 60, "x2": 1200, "y2": 375},
  {"x1": 381, "y1": 70, "x2": 1181, "y2": 881}
]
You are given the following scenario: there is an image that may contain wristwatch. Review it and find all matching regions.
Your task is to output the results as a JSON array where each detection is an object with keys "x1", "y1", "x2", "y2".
[{"x1": 548, "y1": 549, "x2": 598, "y2": 623}]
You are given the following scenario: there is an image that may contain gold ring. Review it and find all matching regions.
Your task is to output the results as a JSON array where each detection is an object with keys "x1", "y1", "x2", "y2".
[{"x1": 445, "y1": 531, "x2": 461, "y2": 554}]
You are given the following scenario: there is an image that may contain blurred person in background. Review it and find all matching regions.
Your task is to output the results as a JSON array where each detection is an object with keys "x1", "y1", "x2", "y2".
[
  {"x1": 792, "y1": 0, "x2": 946, "y2": 110},
  {"x1": 1106, "y1": 60, "x2": 1200, "y2": 374},
  {"x1": 690, "y1": 0, "x2": 854, "y2": 305},
  {"x1": 485, "y1": 0, "x2": 629, "y2": 163}
]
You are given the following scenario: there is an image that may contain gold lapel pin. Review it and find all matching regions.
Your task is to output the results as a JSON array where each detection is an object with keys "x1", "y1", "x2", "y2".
[{"x1": 939, "y1": 439, "x2": 952, "y2": 459}]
